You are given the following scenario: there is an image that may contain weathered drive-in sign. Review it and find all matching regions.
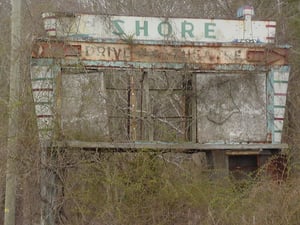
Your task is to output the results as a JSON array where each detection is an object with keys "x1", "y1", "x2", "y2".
[
  {"x1": 32, "y1": 11, "x2": 290, "y2": 225},
  {"x1": 33, "y1": 9, "x2": 289, "y2": 146},
  {"x1": 42, "y1": 13, "x2": 276, "y2": 44}
]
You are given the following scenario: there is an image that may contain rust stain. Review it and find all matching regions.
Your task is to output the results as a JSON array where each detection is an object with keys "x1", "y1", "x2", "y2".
[
  {"x1": 32, "y1": 40, "x2": 289, "y2": 66},
  {"x1": 32, "y1": 41, "x2": 81, "y2": 58},
  {"x1": 247, "y1": 48, "x2": 288, "y2": 65}
]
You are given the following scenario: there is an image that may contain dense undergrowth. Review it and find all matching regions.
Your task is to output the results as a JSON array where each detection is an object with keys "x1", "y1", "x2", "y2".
[{"x1": 59, "y1": 152, "x2": 300, "y2": 225}]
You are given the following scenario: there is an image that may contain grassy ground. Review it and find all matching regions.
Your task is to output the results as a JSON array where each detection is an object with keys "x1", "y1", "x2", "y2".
[{"x1": 60, "y1": 152, "x2": 300, "y2": 225}]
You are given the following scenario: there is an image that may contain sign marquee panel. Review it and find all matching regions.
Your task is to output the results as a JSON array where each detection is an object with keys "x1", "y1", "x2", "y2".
[
  {"x1": 42, "y1": 13, "x2": 276, "y2": 44},
  {"x1": 33, "y1": 41, "x2": 288, "y2": 66}
]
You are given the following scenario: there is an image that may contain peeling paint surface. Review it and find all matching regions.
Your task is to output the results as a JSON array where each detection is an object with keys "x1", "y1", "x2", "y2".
[
  {"x1": 31, "y1": 66, "x2": 56, "y2": 141},
  {"x1": 42, "y1": 13, "x2": 276, "y2": 44},
  {"x1": 196, "y1": 73, "x2": 267, "y2": 144},
  {"x1": 267, "y1": 66, "x2": 290, "y2": 143},
  {"x1": 33, "y1": 41, "x2": 289, "y2": 66}
]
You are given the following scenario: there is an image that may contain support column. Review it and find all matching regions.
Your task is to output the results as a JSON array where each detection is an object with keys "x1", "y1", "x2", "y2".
[
  {"x1": 211, "y1": 150, "x2": 229, "y2": 176},
  {"x1": 129, "y1": 73, "x2": 137, "y2": 141},
  {"x1": 4, "y1": 0, "x2": 22, "y2": 225},
  {"x1": 41, "y1": 144, "x2": 58, "y2": 225},
  {"x1": 144, "y1": 71, "x2": 154, "y2": 141}
]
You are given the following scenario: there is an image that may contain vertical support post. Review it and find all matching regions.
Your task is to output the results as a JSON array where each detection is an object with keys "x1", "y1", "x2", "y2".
[
  {"x1": 41, "y1": 145, "x2": 57, "y2": 225},
  {"x1": 4, "y1": 0, "x2": 22, "y2": 225},
  {"x1": 183, "y1": 73, "x2": 194, "y2": 141},
  {"x1": 211, "y1": 150, "x2": 229, "y2": 177},
  {"x1": 191, "y1": 73, "x2": 197, "y2": 143},
  {"x1": 129, "y1": 73, "x2": 137, "y2": 141},
  {"x1": 127, "y1": 74, "x2": 131, "y2": 139},
  {"x1": 144, "y1": 71, "x2": 153, "y2": 141},
  {"x1": 139, "y1": 71, "x2": 146, "y2": 140},
  {"x1": 182, "y1": 75, "x2": 187, "y2": 140},
  {"x1": 32, "y1": 62, "x2": 59, "y2": 225}
]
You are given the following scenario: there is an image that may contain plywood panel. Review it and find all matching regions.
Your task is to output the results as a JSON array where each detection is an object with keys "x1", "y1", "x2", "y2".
[
  {"x1": 197, "y1": 73, "x2": 267, "y2": 143},
  {"x1": 61, "y1": 72, "x2": 109, "y2": 141}
]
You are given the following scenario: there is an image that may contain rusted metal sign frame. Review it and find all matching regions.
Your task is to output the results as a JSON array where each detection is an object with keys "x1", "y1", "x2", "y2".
[{"x1": 32, "y1": 40, "x2": 289, "y2": 70}]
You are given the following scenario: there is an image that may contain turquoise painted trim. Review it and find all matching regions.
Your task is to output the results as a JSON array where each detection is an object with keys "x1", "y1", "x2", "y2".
[
  {"x1": 32, "y1": 56, "x2": 269, "y2": 72},
  {"x1": 37, "y1": 36, "x2": 293, "y2": 48},
  {"x1": 278, "y1": 65, "x2": 291, "y2": 73},
  {"x1": 267, "y1": 69, "x2": 275, "y2": 143},
  {"x1": 214, "y1": 64, "x2": 267, "y2": 71},
  {"x1": 274, "y1": 105, "x2": 285, "y2": 109},
  {"x1": 31, "y1": 77, "x2": 54, "y2": 81},
  {"x1": 274, "y1": 80, "x2": 288, "y2": 83},
  {"x1": 40, "y1": 36, "x2": 275, "y2": 46},
  {"x1": 31, "y1": 58, "x2": 54, "y2": 66},
  {"x1": 50, "y1": 64, "x2": 60, "y2": 119},
  {"x1": 267, "y1": 66, "x2": 291, "y2": 143},
  {"x1": 55, "y1": 59, "x2": 269, "y2": 71}
]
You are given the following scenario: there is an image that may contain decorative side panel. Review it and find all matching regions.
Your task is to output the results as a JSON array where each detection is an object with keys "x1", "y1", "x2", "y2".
[
  {"x1": 31, "y1": 65, "x2": 57, "y2": 141},
  {"x1": 267, "y1": 66, "x2": 290, "y2": 143}
]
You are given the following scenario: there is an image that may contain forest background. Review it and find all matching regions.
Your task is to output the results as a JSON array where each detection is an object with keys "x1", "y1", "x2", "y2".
[{"x1": 1, "y1": 0, "x2": 300, "y2": 224}]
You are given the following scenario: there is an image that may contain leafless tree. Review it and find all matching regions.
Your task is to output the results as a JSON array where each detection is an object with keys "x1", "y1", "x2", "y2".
[{"x1": 1, "y1": 0, "x2": 300, "y2": 224}]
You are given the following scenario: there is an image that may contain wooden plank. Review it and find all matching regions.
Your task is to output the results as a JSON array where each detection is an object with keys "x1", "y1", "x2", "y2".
[
  {"x1": 144, "y1": 72, "x2": 154, "y2": 141},
  {"x1": 191, "y1": 73, "x2": 197, "y2": 142},
  {"x1": 129, "y1": 74, "x2": 137, "y2": 140},
  {"x1": 52, "y1": 140, "x2": 288, "y2": 151}
]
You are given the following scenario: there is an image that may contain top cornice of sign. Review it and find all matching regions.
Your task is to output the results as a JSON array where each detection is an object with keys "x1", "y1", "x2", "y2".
[
  {"x1": 41, "y1": 12, "x2": 276, "y2": 44},
  {"x1": 41, "y1": 11, "x2": 275, "y2": 23}
]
